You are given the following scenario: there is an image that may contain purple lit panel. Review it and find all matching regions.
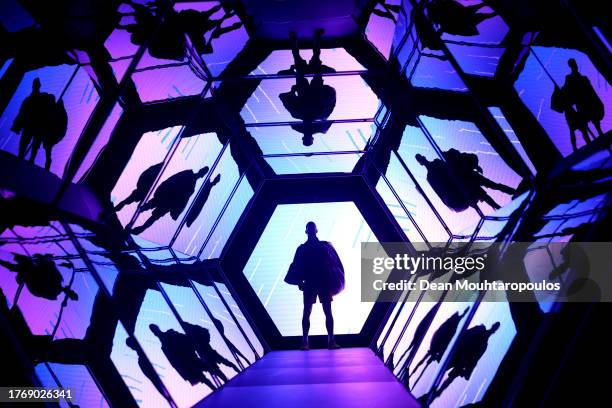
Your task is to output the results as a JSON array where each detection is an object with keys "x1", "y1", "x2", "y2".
[
  {"x1": 132, "y1": 65, "x2": 206, "y2": 102},
  {"x1": 131, "y1": 133, "x2": 223, "y2": 247},
  {"x1": 111, "y1": 126, "x2": 183, "y2": 227},
  {"x1": 446, "y1": 44, "x2": 504, "y2": 77},
  {"x1": 201, "y1": 14, "x2": 248, "y2": 78},
  {"x1": 35, "y1": 363, "x2": 109, "y2": 407},
  {"x1": 105, "y1": 28, "x2": 140, "y2": 59},
  {"x1": 74, "y1": 102, "x2": 124, "y2": 182},
  {"x1": 409, "y1": 56, "x2": 468, "y2": 91}
]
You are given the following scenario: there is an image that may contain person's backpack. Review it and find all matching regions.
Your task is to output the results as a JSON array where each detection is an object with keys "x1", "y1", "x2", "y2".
[{"x1": 322, "y1": 241, "x2": 345, "y2": 296}]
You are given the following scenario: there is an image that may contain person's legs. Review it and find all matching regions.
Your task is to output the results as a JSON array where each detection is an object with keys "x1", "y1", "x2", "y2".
[
  {"x1": 29, "y1": 137, "x2": 42, "y2": 164},
  {"x1": 301, "y1": 292, "x2": 313, "y2": 349},
  {"x1": 131, "y1": 207, "x2": 165, "y2": 235},
  {"x1": 18, "y1": 130, "x2": 33, "y2": 159},
  {"x1": 477, "y1": 174, "x2": 515, "y2": 195},
  {"x1": 478, "y1": 192, "x2": 501, "y2": 210},
  {"x1": 570, "y1": 128, "x2": 578, "y2": 151},
  {"x1": 44, "y1": 146, "x2": 52, "y2": 171},
  {"x1": 114, "y1": 189, "x2": 141, "y2": 212},
  {"x1": 322, "y1": 299, "x2": 339, "y2": 348},
  {"x1": 593, "y1": 120, "x2": 604, "y2": 137}
]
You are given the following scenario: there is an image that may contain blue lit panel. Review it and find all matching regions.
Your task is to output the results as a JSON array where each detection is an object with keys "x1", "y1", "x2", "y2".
[
  {"x1": 35, "y1": 363, "x2": 109, "y2": 407},
  {"x1": 365, "y1": 0, "x2": 402, "y2": 59},
  {"x1": 243, "y1": 202, "x2": 377, "y2": 336}
]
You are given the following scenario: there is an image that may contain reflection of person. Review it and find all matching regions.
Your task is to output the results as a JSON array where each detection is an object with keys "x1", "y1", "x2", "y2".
[
  {"x1": 563, "y1": 58, "x2": 605, "y2": 137},
  {"x1": 114, "y1": 162, "x2": 164, "y2": 212},
  {"x1": 149, "y1": 324, "x2": 217, "y2": 390},
  {"x1": 428, "y1": 322, "x2": 500, "y2": 403},
  {"x1": 278, "y1": 30, "x2": 337, "y2": 146},
  {"x1": 0, "y1": 254, "x2": 78, "y2": 303},
  {"x1": 184, "y1": 322, "x2": 239, "y2": 384},
  {"x1": 415, "y1": 149, "x2": 515, "y2": 211},
  {"x1": 184, "y1": 174, "x2": 221, "y2": 228},
  {"x1": 551, "y1": 84, "x2": 592, "y2": 152},
  {"x1": 125, "y1": 336, "x2": 175, "y2": 406},
  {"x1": 131, "y1": 166, "x2": 209, "y2": 235},
  {"x1": 284, "y1": 222, "x2": 345, "y2": 350},
  {"x1": 11, "y1": 78, "x2": 67, "y2": 170}
]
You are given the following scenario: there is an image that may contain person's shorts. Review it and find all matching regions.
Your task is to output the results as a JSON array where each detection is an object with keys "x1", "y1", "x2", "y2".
[{"x1": 303, "y1": 287, "x2": 332, "y2": 304}]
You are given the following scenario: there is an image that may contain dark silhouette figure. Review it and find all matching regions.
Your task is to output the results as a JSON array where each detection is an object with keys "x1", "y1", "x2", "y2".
[
  {"x1": 285, "y1": 222, "x2": 345, "y2": 349},
  {"x1": 415, "y1": 149, "x2": 515, "y2": 211},
  {"x1": 410, "y1": 308, "x2": 469, "y2": 388},
  {"x1": 114, "y1": 162, "x2": 164, "y2": 212},
  {"x1": 551, "y1": 84, "x2": 592, "y2": 152},
  {"x1": 563, "y1": 58, "x2": 605, "y2": 139},
  {"x1": 183, "y1": 322, "x2": 239, "y2": 384},
  {"x1": 278, "y1": 30, "x2": 337, "y2": 146},
  {"x1": 427, "y1": 0, "x2": 496, "y2": 37},
  {"x1": 131, "y1": 166, "x2": 210, "y2": 235},
  {"x1": 11, "y1": 78, "x2": 67, "y2": 170},
  {"x1": 0, "y1": 254, "x2": 78, "y2": 303},
  {"x1": 428, "y1": 322, "x2": 500, "y2": 403},
  {"x1": 185, "y1": 174, "x2": 221, "y2": 228},
  {"x1": 125, "y1": 336, "x2": 175, "y2": 406},
  {"x1": 149, "y1": 324, "x2": 217, "y2": 390},
  {"x1": 209, "y1": 314, "x2": 250, "y2": 366},
  {"x1": 121, "y1": 0, "x2": 242, "y2": 61}
]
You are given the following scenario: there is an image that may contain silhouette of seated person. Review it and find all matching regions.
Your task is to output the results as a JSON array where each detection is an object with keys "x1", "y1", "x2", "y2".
[
  {"x1": 11, "y1": 78, "x2": 68, "y2": 171},
  {"x1": 428, "y1": 321, "x2": 500, "y2": 403},
  {"x1": 149, "y1": 324, "x2": 216, "y2": 390},
  {"x1": 427, "y1": 0, "x2": 496, "y2": 37},
  {"x1": 184, "y1": 174, "x2": 221, "y2": 228},
  {"x1": 0, "y1": 254, "x2": 78, "y2": 303},
  {"x1": 125, "y1": 336, "x2": 174, "y2": 405},
  {"x1": 183, "y1": 322, "x2": 239, "y2": 384},
  {"x1": 115, "y1": 162, "x2": 164, "y2": 212},
  {"x1": 131, "y1": 166, "x2": 210, "y2": 235},
  {"x1": 415, "y1": 149, "x2": 515, "y2": 211},
  {"x1": 284, "y1": 222, "x2": 345, "y2": 350},
  {"x1": 278, "y1": 30, "x2": 337, "y2": 147},
  {"x1": 121, "y1": 0, "x2": 241, "y2": 61},
  {"x1": 410, "y1": 308, "x2": 469, "y2": 386}
]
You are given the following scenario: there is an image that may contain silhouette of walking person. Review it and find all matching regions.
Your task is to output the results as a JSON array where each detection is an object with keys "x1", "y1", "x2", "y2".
[
  {"x1": 563, "y1": 58, "x2": 605, "y2": 137},
  {"x1": 279, "y1": 30, "x2": 337, "y2": 146},
  {"x1": 415, "y1": 149, "x2": 515, "y2": 212},
  {"x1": 551, "y1": 84, "x2": 591, "y2": 152},
  {"x1": 0, "y1": 253, "x2": 78, "y2": 302},
  {"x1": 184, "y1": 174, "x2": 221, "y2": 228},
  {"x1": 284, "y1": 222, "x2": 345, "y2": 350},
  {"x1": 410, "y1": 308, "x2": 469, "y2": 387},
  {"x1": 149, "y1": 324, "x2": 217, "y2": 390},
  {"x1": 183, "y1": 322, "x2": 239, "y2": 384},
  {"x1": 427, "y1": 0, "x2": 496, "y2": 37},
  {"x1": 114, "y1": 162, "x2": 164, "y2": 212},
  {"x1": 131, "y1": 166, "x2": 210, "y2": 235},
  {"x1": 125, "y1": 336, "x2": 175, "y2": 406},
  {"x1": 428, "y1": 322, "x2": 500, "y2": 403},
  {"x1": 11, "y1": 78, "x2": 67, "y2": 170}
]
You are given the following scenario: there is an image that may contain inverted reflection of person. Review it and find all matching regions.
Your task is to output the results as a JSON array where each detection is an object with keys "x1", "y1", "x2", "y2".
[
  {"x1": 114, "y1": 162, "x2": 164, "y2": 212},
  {"x1": 284, "y1": 222, "x2": 345, "y2": 350},
  {"x1": 131, "y1": 166, "x2": 209, "y2": 235}
]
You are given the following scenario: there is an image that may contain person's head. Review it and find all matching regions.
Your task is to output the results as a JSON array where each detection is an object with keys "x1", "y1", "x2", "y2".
[
  {"x1": 305, "y1": 221, "x2": 317, "y2": 237},
  {"x1": 32, "y1": 78, "x2": 41, "y2": 92},
  {"x1": 196, "y1": 166, "x2": 210, "y2": 178},
  {"x1": 149, "y1": 324, "x2": 162, "y2": 337},
  {"x1": 415, "y1": 154, "x2": 429, "y2": 166},
  {"x1": 568, "y1": 58, "x2": 578, "y2": 72},
  {"x1": 126, "y1": 336, "x2": 137, "y2": 350},
  {"x1": 302, "y1": 133, "x2": 314, "y2": 146},
  {"x1": 489, "y1": 321, "x2": 501, "y2": 334}
]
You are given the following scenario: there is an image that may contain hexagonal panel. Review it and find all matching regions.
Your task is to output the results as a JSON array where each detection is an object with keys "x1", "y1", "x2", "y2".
[{"x1": 242, "y1": 202, "x2": 377, "y2": 336}]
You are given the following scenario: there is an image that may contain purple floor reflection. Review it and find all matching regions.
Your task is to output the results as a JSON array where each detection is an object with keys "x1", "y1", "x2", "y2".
[{"x1": 196, "y1": 348, "x2": 419, "y2": 408}]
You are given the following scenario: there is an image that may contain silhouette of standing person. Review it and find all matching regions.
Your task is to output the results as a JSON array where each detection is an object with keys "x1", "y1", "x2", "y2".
[
  {"x1": 284, "y1": 222, "x2": 345, "y2": 350},
  {"x1": 11, "y1": 78, "x2": 67, "y2": 170},
  {"x1": 149, "y1": 324, "x2": 217, "y2": 390},
  {"x1": 183, "y1": 322, "x2": 239, "y2": 384},
  {"x1": 125, "y1": 336, "x2": 175, "y2": 406},
  {"x1": 0, "y1": 254, "x2": 78, "y2": 303},
  {"x1": 184, "y1": 174, "x2": 221, "y2": 228},
  {"x1": 563, "y1": 58, "x2": 605, "y2": 137},
  {"x1": 410, "y1": 308, "x2": 469, "y2": 387},
  {"x1": 114, "y1": 162, "x2": 164, "y2": 212},
  {"x1": 131, "y1": 166, "x2": 210, "y2": 235},
  {"x1": 428, "y1": 322, "x2": 500, "y2": 403},
  {"x1": 551, "y1": 84, "x2": 591, "y2": 152},
  {"x1": 279, "y1": 30, "x2": 337, "y2": 146}
]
